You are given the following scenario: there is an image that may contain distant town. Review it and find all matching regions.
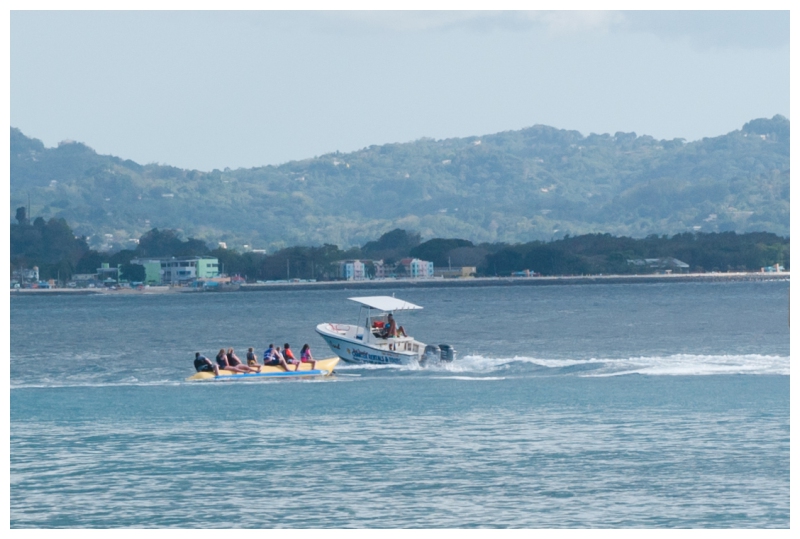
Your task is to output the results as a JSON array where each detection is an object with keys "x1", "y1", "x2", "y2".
[
  {"x1": 10, "y1": 211, "x2": 789, "y2": 292},
  {"x1": 13, "y1": 255, "x2": 457, "y2": 290}
]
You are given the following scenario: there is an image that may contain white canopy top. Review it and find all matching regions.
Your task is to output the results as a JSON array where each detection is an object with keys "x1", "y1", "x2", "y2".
[{"x1": 348, "y1": 296, "x2": 423, "y2": 312}]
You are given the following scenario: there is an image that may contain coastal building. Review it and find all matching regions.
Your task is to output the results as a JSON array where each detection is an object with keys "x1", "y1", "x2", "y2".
[
  {"x1": 511, "y1": 269, "x2": 538, "y2": 277},
  {"x1": 12, "y1": 266, "x2": 39, "y2": 284},
  {"x1": 434, "y1": 266, "x2": 477, "y2": 279},
  {"x1": 129, "y1": 257, "x2": 220, "y2": 285},
  {"x1": 337, "y1": 260, "x2": 366, "y2": 281},
  {"x1": 372, "y1": 260, "x2": 388, "y2": 279},
  {"x1": 160, "y1": 257, "x2": 220, "y2": 285},
  {"x1": 398, "y1": 258, "x2": 435, "y2": 279},
  {"x1": 627, "y1": 257, "x2": 690, "y2": 272},
  {"x1": 67, "y1": 273, "x2": 102, "y2": 288},
  {"x1": 129, "y1": 258, "x2": 162, "y2": 285},
  {"x1": 96, "y1": 262, "x2": 120, "y2": 285}
]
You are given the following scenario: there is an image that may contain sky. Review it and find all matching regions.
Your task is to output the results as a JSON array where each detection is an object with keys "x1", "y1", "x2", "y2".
[{"x1": 9, "y1": 9, "x2": 791, "y2": 172}]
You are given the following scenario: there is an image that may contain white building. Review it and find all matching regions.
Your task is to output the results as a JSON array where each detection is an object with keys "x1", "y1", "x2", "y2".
[{"x1": 12, "y1": 266, "x2": 39, "y2": 283}]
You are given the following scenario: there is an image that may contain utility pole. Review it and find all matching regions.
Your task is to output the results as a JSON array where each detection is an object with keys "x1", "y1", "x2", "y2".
[{"x1": 287, "y1": 259, "x2": 290, "y2": 280}]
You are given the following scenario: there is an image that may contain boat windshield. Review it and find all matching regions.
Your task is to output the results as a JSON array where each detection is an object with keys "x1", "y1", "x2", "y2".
[{"x1": 355, "y1": 306, "x2": 394, "y2": 339}]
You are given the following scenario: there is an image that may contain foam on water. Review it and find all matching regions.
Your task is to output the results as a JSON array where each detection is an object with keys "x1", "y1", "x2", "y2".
[
  {"x1": 428, "y1": 375, "x2": 506, "y2": 381},
  {"x1": 11, "y1": 353, "x2": 788, "y2": 390},
  {"x1": 333, "y1": 353, "x2": 789, "y2": 377},
  {"x1": 584, "y1": 354, "x2": 790, "y2": 377},
  {"x1": 10, "y1": 380, "x2": 184, "y2": 390},
  {"x1": 335, "y1": 362, "x2": 407, "y2": 371},
  {"x1": 463, "y1": 353, "x2": 790, "y2": 376}
]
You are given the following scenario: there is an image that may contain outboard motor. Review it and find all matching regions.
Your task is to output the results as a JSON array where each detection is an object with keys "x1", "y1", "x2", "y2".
[
  {"x1": 423, "y1": 344, "x2": 440, "y2": 365},
  {"x1": 439, "y1": 344, "x2": 456, "y2": 362}
]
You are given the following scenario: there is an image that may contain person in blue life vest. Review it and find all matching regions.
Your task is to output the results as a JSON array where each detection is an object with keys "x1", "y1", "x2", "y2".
[
  {"x1": 194, "y1": 352, "x2": 220, "y2": 376},
  {"x1": 263, "y1": 343, "x2": 292, "y2": 371}
]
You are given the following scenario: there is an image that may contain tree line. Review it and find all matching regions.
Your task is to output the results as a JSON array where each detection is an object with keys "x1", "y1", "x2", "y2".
[{"x1": 10, "y1": 210, "x2": 789, "y2": 283}]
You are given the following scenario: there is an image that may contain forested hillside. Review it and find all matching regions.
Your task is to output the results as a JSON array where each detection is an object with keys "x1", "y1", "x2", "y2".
[{"x1": 10, "y1": 115, "x2": 789, "y2": 251}]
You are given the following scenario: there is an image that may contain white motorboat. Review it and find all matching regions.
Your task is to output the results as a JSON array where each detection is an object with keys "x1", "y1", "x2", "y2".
[{"x1": 315, "y1": 296, "x2": 456, "y2": 366}]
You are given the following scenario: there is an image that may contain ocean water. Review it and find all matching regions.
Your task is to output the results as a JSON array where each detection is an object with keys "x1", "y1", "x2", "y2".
[{"x1": 10, "y1": 280, "x2": 790, "y2": 528}]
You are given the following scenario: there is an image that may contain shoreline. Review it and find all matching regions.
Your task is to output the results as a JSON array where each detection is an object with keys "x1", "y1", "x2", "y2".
[{"x1": 9, "y1": 272, "x2": 789, "y2": 296}]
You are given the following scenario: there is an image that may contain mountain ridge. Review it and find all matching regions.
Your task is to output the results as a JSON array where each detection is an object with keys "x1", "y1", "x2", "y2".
[{"x1": 10, "y1": 115, "x2": 789, "y2": 251}]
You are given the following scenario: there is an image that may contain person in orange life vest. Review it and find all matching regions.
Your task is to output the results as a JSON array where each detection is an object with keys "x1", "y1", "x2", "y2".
[{"x1": 283, "y1": 343, "x2": 301, "y2": 371}]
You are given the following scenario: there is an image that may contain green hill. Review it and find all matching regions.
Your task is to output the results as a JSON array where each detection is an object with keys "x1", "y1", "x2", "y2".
[{"x1": 10, "y1": 115, "x2": 789, "y2": 251}]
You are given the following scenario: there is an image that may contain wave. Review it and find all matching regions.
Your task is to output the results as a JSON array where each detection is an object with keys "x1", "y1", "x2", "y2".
[
  {"x1": 10, "y1": 353, "x2": 788, "y2": 389},
  {"x1": 333, "y1": 353, "x2": 789, "y2": 377},
  {"x1": 428, "y1": 376, "x2": 506, "y2": 381},
  {"x1": 11, "y1": 374, "x2": 351, "y2": 390},
  {"x1": 11, "y1": 379, "x2": 183, "y2": 390},
  {"x1": 450, "y1": 353, "x2": 790, "y2": 377},
  {"x1": 336, "y1": 362, "x2": 408, "y2": 371}
]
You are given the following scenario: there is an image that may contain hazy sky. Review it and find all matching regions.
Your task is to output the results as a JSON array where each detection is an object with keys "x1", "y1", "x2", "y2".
[{"x1": 10, "y1": 10, "x2": 790, "y2": 172}]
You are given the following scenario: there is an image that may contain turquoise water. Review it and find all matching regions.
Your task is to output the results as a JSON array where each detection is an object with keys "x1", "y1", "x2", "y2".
[{"x1": 10, "y1": 280, "x2": 790, "y2": 527}]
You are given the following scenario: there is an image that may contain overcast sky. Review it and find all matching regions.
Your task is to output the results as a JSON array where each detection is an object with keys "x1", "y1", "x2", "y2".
[{"x1": 10, "y1": 10, "x2": 790, "y2": 171}]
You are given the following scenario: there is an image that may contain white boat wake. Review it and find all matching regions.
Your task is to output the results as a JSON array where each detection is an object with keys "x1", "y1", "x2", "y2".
[{"x1": 336, "y1": 353, "x2": 789, "y2": 376}]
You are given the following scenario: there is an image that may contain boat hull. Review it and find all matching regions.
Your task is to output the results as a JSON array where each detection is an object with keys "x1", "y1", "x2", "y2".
[
  {"x1": 186, "y1": 357, "x2": 340, "y2": 381},
  {"x1": 316, "y1": 324, "x2": 420, "y2": 365}
]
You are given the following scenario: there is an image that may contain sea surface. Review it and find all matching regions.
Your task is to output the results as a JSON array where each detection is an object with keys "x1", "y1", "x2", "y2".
[{"x1": 10, "y1": 280, "x2": 790, "y2": 528}]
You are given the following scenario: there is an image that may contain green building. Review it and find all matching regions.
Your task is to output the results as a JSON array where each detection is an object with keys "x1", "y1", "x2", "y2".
[
  {"x1": 130, "y1": 257, "x2": 219, "y2": 285},
  {"x1": 130, "y1": 259, "x2": 163, "y2": 285},
  {"x1": 195, "y1": 258, "x2": 220, "y2": 279}
]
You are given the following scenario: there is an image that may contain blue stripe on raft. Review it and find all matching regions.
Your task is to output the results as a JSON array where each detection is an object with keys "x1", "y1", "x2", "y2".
[{"x1": 214, "y1": 369, "x2": 329, "y2": 379}]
